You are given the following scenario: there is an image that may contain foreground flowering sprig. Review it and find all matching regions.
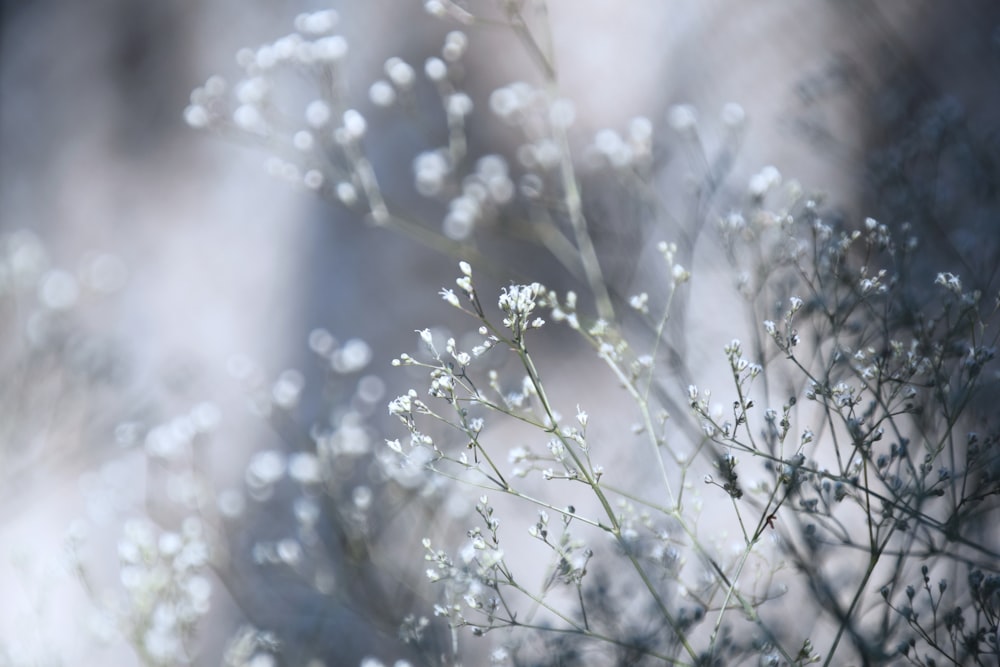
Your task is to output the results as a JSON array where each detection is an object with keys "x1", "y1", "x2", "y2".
[
  {"x1": 382, "y1": 261, "x2": 837, "y2": 663},
  {"x1": 437, "y1": 191, "x2": 1000, "y2": 666}
]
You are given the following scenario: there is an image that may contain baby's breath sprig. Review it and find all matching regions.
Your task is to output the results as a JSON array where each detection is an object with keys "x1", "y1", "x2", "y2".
[{"x1": 387, "y1": 260, "x2": 710, "y2": 662}]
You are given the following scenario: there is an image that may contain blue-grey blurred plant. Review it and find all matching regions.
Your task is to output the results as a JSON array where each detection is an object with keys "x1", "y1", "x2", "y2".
[{"x1": 175, "y1": 3, "x2": 1000, "y2": 666}]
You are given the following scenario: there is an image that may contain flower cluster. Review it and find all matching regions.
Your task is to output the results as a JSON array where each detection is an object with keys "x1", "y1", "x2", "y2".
[
  {"x1": 114, "y1": 517, "x2": 213, "y2": 666},
  {"x1": 171, "y1": 3, "x2": 1000, "y2": 666}
]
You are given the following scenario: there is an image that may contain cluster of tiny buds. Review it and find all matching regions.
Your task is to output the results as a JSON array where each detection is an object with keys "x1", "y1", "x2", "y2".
[
  {"x1": 498, "y1": 282, "x2": 548, "y2": 335},
  {"x1": 456, "y1": 260, "x2": 474, "y2": 298},
  {"x1": 934, "y1": 271, "x2": 962, "y2": 295},
  {"x1": 763, "y1": 296, "x2": 803, "y2": 351},
  {"x1": 629, "y1": 292, "x2": 649, "y2": 314},
  {"x1": 687, "y1": 384, "x2": 712, "y2": 410},
  {"x1": 587, "y1": 117, "x2": 654, "y2": 169},
  {"x1": 184, "y1": 11, "x2": 347, "y2": 134},
  {"x1": 115, "y1": 517, "x2": 213, "y2": 664},
  {"x1": 858, "y1": 267, "x2": 888, "y2": 295},
  {"x1": 184, "y1": 10, "x2": 406, "y2": 211},
  {"x1": 440, "y1": 155, "x2": 515, "y2": 240},
  {"x1": 368, "y1": 38, "x2": 469, "y2": 110},
  {"x1": 724, "y1": 339, "x2": 762, "y2": 380},
  {"x1": 657, "y1": 241, "x2": 690, "y2": 285},
  {"x1": 574, "y1": 101, "x2": 742, "y2": 177}
]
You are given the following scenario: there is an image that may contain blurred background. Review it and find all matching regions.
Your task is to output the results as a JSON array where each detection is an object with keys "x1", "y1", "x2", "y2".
[{"x1": 1, "y1": 0, "x2": 999, "y2": 664}]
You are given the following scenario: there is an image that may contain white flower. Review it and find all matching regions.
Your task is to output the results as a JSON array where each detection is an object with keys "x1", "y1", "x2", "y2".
[
  {"x1": 629, "y1": 116, "x2": 653, "y2": 145},
  {"x1": 498, "y1": 283, "x2": 546, "y2": 332},
  {"x1": 629, "y1": 292, "x2": 649, "y2": 312},
  {"x1": 385, "y1": 57, "x2": 416, "y2": 88},
  {"x1": 443, "y1": 31, "x2": 468, "y2": 62},
  {"x1": 548, "y1": 98, "x2": 576, "y2": 129},
  {"x1": 439, "y1": 288, "x2": 460, "y2": 307},
  {"x1": 233, "y1": 104, "x2": 267, "y2": 135},
  {"x1": 342, "y1": 109, "x2": 367, "y2": 139},
  {"x1": 425, "y1": 57, "x2": 447, "y2": 81},
  {"x1": 305, "y1": 100, "x2": 331, "y2": 128},
  {"x1": 748, "y1": 165, "x2": 782, "y2": 197},
  {"x1": 547, "y1": 439, "x2": 566, "y2": 459},
  {"x1": 246, "y1": 450, "x2": 286, "y2": 488},
  {"x1": 335, "y1": 181, "x2": 357, "y2": 205},
  {"x1": 490, "y1": 86, "x2": 521, "y2": 119},
  {"x1": 38, "y1": 270, "x2": 78, "y2": 310},
  {"x1": 424, "y1": 0, "x2": 446, "y2": 17},
  {"x1": 183, "y1": 105, "x2": 210, "y2": 129},
  {"x1": 935, "y1": 272, "x2": 962, "y2": 294},
  {"x1": 668, "y1": 104, "x2": 698, "y2": 131},
  {"x1": 311, "y1": 35, "x2": 348, "y2": 61},
  {"x1": 369, "y1": 80, "x2": 396, "y2": 107},
  {"x1": 303, "y1": 170, "x2": 323, "y2": 190},
  {"x1": 389, "y1": 393, "x2": 413, "y2": 417},
  {"x1": 447, "y1": 93, "x2": 473, "y2": 117},
  {"x1": 720, "y1": 102, "x2": 745, "y2": 128}
]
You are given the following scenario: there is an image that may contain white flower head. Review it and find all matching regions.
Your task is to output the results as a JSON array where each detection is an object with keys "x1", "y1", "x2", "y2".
[
  {"x1": 425, "y1": 57, "x2": 447, "y2": 81},
  {"x1": 720, "y1": 102, "x2": 746, "y2": 128},
  {"x1": 369, "y1": 80, "x2": 396, "y2": 107},
  {"x1": 935, "y1": 272, "x2": 962, "y2": 294},
  {"x1": 498, "y1": 283, "x2": 546, "y2": 333},
  {"x1": 668, "y1": 104, "x2": 698, "y2": 132},
  {"x1": 748, "y1": 165, "x2": 782, "y2": 198},
  {"x1": 342, "y1": 109, "x2": 367, "y2": 139}
]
